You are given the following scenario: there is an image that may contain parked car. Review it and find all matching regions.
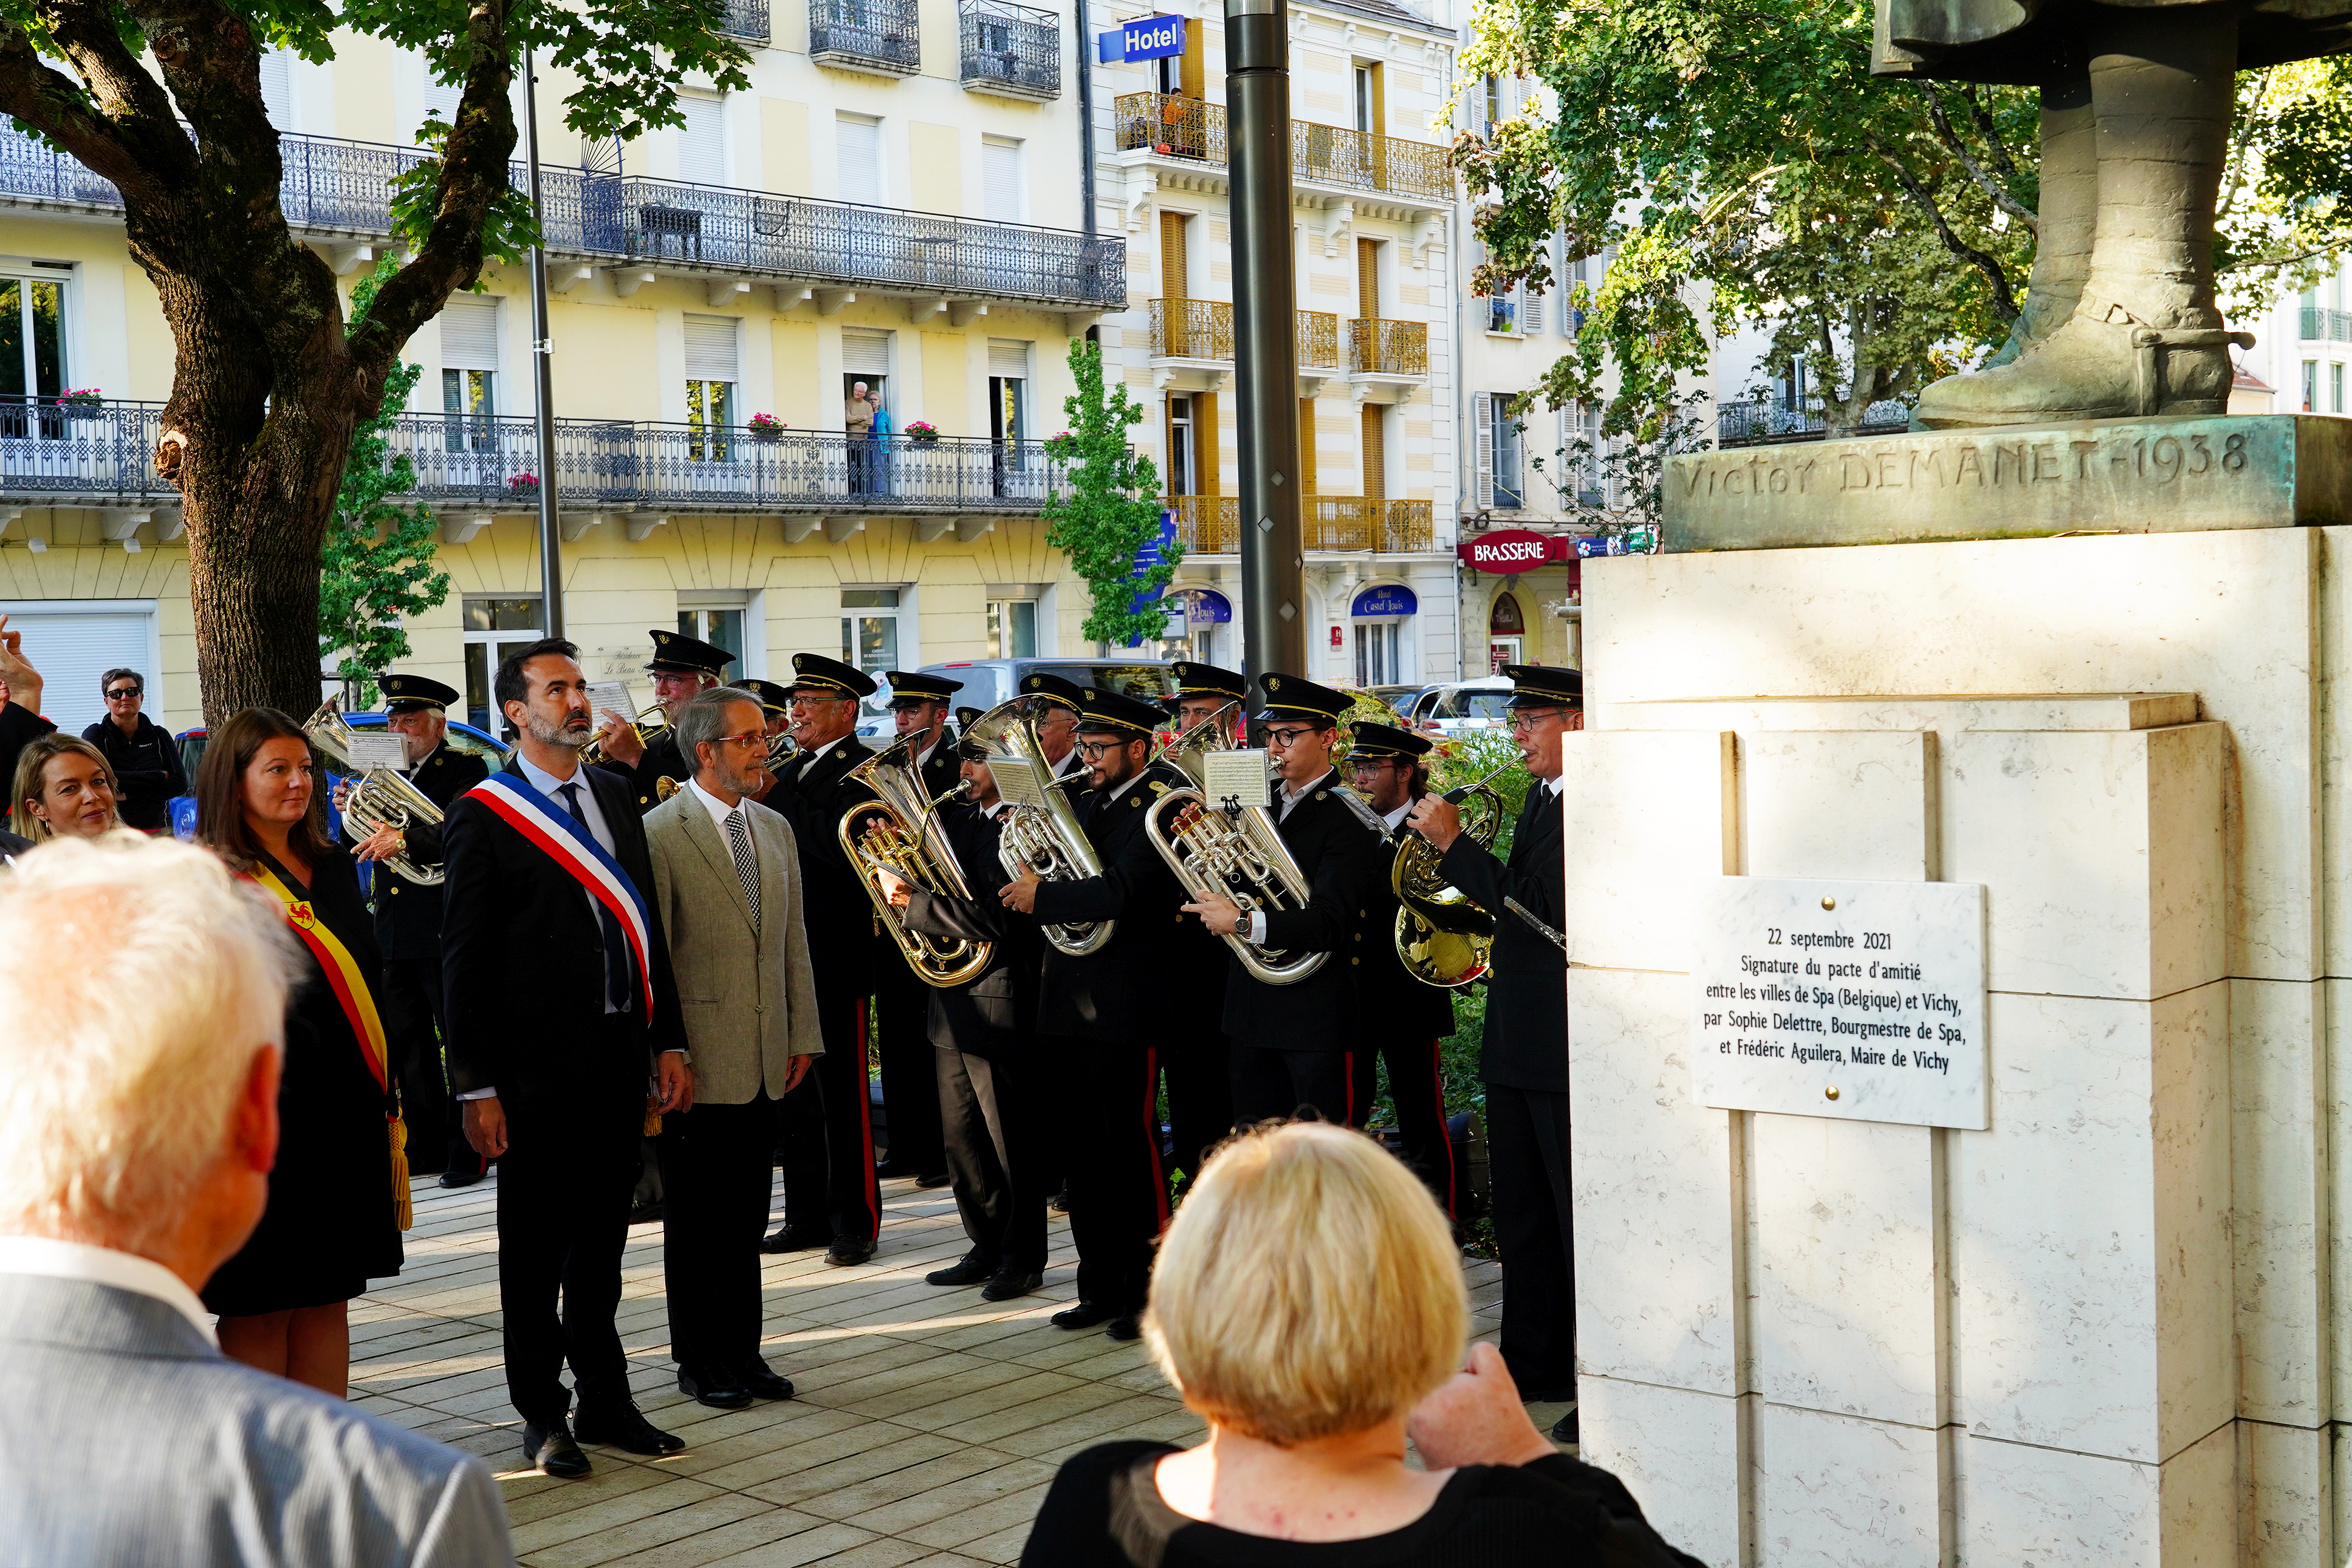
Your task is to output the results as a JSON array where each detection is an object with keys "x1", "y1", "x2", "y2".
[
  {"x1": 1401, "y1": 676, "x2": 1515, "y2": 737},
  {"x1": 166, "y1": 711, "x2": 507, "y2": 842},
  {"x1": 917, "y1": 657, "x2": 1179, "y2": 719}
]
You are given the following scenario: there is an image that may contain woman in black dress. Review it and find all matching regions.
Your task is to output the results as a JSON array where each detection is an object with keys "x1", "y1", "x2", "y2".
[
  {"x1": 196, "y1": 707, "x2": 403, "y2": 1395},
  {"x1": 1021, "y1": 1121, "x2": 1702, "y2": 1568}
]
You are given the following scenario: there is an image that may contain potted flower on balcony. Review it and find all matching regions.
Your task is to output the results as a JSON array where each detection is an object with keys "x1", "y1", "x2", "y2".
[
  {"x1": 56, "y1": 387, "x2": 103, "y2": 416},
  {"x1": 904, "y1": 420, "x2": 941, "y2": 443},
  {"x1": 747, "y1": 412, "x2": 786, "y2": 441},
  {"x1": 507, "y1": 471, "x2": 540, "y2": 499}
]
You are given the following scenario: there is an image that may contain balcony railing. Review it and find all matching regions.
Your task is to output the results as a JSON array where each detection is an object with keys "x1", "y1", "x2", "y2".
[
  {"x1": 2301, "y1": 306, "x2": 2352, "y2": 343},
  {"x1": 1151, "y1": 298, "x2": 1234, "y2": 360},
  {"x1": 960, "y1": 0, "x2": 1058, "y2": 97},
  {"x1": 1349, "y1": 318, "x2": 1427, "y2": 376},
  {"x1": 1172, "y1": 495, "x2": 1433, "y2": 553},
  {"x1": 719, "y1": 0, "x2": 770, "y2": 41},
  {"x1": 809, "y1": 0, "x2": 921, "y2": 72},
  {"x1": 1716, "y1": 396, "x2": 1911, "y2": 448},
  {"x1": 0, "y1": 120, "x2": 1125, "y2": 309},
  {"x1": 1113, "y1": 94, "x2": 1450, "y2": 202},
  {"x1": 1298, "y1": 310, "x2": 1337, "y2": 370},
  {"x1": 0, "y1": 402, "x2": 1069, "y2": 513}
]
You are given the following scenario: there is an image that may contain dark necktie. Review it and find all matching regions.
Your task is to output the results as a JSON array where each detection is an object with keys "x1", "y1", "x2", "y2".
[
  {"x1": 725, "y1": 807, "x2": 760, "y2": 933},
  {"x1": 558, "y1": 781, "x2": 636, "y2": 1013}
]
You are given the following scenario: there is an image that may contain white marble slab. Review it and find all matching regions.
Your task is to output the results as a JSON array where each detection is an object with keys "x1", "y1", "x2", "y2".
[
  {"x1": 1743, "y1": 730, "x2": 1935, "y2": 881},
  {"x1": 1753, "y1": 1403, "x2": 1944, "y2": 1566},
  {"x1": 1556, "y1": 729, "x2": 1732, "y2": 973},
  {"x1": 1692, "y1": 877, "x2": 1987, "y2": 1129},
  {"x1": 2231, "y1": 978, "x2": 2327, "y2": 1429},
  {"x1": 1575, "y1": 1375, "x2": 1743, "y2": 1568},
  {"x1": 2240, "y1": 1417, "x2": 2333, "y2": 1568}
]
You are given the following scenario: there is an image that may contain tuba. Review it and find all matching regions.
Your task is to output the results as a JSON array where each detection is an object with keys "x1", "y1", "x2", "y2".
[
  {"x1": 581, "y1": 700, "x2": 670, "y2": 769},
  {"x1": 838, "y1": 734, "x2": 992, "y2": 987},
  {"x1": 304, "y1": 699, "x2": 448, "y2": 886},
  {"x1": 1142, "y1": 710, "x2": 1328, "y2": 987},
  {"x1": 1388, "y1": 764, "x2": 1510, "y2": 988},
  {"x1": 962, "y1": 696, "x2": 1113, "y2": 957}
]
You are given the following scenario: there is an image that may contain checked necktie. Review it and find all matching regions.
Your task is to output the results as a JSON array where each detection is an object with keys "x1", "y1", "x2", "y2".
[
  {"x1": 557, "y1": 781, "x2": 636, "y2": 1013},
  {"x1": 724, "y1": 807, "x2": 761, "y2": 933}
]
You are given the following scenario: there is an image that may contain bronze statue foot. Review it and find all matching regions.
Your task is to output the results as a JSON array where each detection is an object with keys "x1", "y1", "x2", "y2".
[{"x1": 1913, "y1": 307, "x2": 2235, "y2": 430}]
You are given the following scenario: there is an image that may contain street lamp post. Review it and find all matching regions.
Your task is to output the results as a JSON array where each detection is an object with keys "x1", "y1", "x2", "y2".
[
  {"x1": 523, "y1": 44, "x2": 564, "y2": 638},
  {"x1": 1224, "y1": 0, "x2": 1305, "y2": 687}
]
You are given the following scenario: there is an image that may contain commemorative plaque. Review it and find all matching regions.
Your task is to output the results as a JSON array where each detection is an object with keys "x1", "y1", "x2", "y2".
[{"x1": 1692, "y1": 877, "x2": 1987, "y2": 1129}]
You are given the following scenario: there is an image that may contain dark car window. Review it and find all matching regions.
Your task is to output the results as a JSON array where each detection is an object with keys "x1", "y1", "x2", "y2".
[
  {"x1": 1435, "y1": 690, "x2": 1510, "y2": 721},
  {"x1": 1083, "y1": 663, "x2": 1175, "y2": 699}
]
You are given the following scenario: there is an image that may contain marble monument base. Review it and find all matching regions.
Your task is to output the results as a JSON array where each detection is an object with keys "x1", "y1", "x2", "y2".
[{"x1": 1568, "y1": 522, "x2": 2351, "y2": 1566}]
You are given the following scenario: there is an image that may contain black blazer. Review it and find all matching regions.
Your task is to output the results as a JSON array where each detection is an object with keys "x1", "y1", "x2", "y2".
[
  {"x1": 1220, "y1": 771, "x2": 1385, "y2": 1050},
  {"x1": 440, "y1": 759, "x2": 687, "y2": 1112},
  {"x1": 1441, "y1": 781, "x2": 1566, "y2": 1092},
  {"x1": 903, "y1": 802, "x2": 1042, "y2": 1058},
  {"x1": 1355, "y1": 813, "x2": 1467, "y2": 1046},
  {"x1": 1032, "y1": 761, "x2": 1195, "y2": 1044},
  {"x1": 597, "y1": 728, "x2": 692, "y2": 816},
  {"x1": 916, "y1": 727, "x2": 962, "y2": 804},
  {"x1": 758, "y1": 734, "x2": 878, "y2": 1001},
  {"x1": 343, "y1": 740, "x2": 490, "y2": 963}
]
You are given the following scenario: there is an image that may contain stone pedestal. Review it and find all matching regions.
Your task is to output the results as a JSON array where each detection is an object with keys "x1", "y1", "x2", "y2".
[{"x1": 1569, "y1": 519, "x2": 2351, "y2": 1566}]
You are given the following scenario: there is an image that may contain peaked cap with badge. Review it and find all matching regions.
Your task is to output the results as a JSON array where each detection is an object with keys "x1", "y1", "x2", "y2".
[
  {"x1": 740, "y1": 679, "x2": 793, "y2": 716},
  {"x1": 883, "y1": 670, "x2": 963, "y2": 708},
  {"x1": 647, "y1": 628, "x2": 735, "y2": 679},
  {"x1": 786, "y1": 652, "x2": 878, "y2": 699},
  {"x1": 1167, "y1": 662, "x2": 1249, "y2": 705},
  {"x1": 1072, "y1": 686, "x2": 1165, "y2": 736},
  {"x1": 1500, "y1": 663, "x2": 1583, "y2": 710},
  {"x1": 380, "y1": 673, "x2": 460, "y2": 715},
  {"x1": 1018, "y1": 671, "x2": 1088, "y2": 713},
  {"x1": 1253, "y1": 671, "x2": 1353, "y2": 725},
  {"x1": 1346, "y1": 721, "x2": 1432, "y2": 760}
]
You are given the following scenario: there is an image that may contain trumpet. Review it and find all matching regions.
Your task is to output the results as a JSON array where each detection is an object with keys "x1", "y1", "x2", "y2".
[
  {"x1": 581, "y1": 700, "x2": 670, "y2": 769},
  {"x1": 962, "y1": 696, "x2": 1114, "y2": 957},
  {"x1": 1142, "y1": 714, "x2": 1328, "y2": 987},
  {"x1": 838, "y1": 734, "x2": 992, "y2": 987},
  {"x1": 304, "y1": 699, "x2": 448, "y2": 887},
  {"x1": 766, "y1": 727, "x2": 798, "y2": 772}
]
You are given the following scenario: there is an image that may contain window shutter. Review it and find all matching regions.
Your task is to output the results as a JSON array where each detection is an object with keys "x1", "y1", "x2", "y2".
[
  {"x1": 1472, "y1": 392, "x2": 1494, "y2": 510},
  {"x1": 841, "y1": 329, "x2": 892, "y2": 377},
  {"x1": 679, "y1": 95, "x2": 725, "y2": 186},
  {"x1": 0, "y1": 608, "x2": 151, "y2": 734},
  {"x1": 439, "y1": 298, "x2": 499, "y2": 370},
  {"x1": 418, "y1": 70, "x2": 461, "y2": 140},
  {"x1": 684, "y1": 314, "x2": 740, "y2": 382},
  {"x1": 261, "y1": 47, "x2": 295, "y2": 130},
  {"x1": 982, "y1": 138, "x2": 1022, "y2": 224},
  {"x1": 837, "y1": 116, "x2": 882, "y2": 205},
  {"x1": 1521, "y1": 281, "x2": 1542, "y2": 335},
  {"x1": 987, "y1": 340, "x2": 1030, "y2": 377}
]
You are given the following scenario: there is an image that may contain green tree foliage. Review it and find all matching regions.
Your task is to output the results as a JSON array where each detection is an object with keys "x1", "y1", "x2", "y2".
[
  {"x1": 2217, "y1": 60, "x2": 2352, "y2": 314},
  {"x1": 318, "y1": 259, "x2": 450, "y2": 707},
  {"x1": 1043, "y1": 337, "x2": 1181, "y2": 648}
]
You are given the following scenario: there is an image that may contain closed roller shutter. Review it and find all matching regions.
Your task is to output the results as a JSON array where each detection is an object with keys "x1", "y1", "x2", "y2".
[
  {"x1": 0, "y1": 604, "x2": 156, "y2": 734},
  {"x1": 982, "y1": 138, "x2": 1022, "y2": 224},
  {"x1": 684, "y1": 315, "x2": 741, "y2": 382},
  {"x1": 679, "y1": 95, "x2": 725, "y2": 186},
  {"x1": 440, "y1": 298, "x2": 499, "y2": 370},
  {"x1": 837, "y1": 116, "x2": 882, "y2": 205},
  {"x1": 841, "y1": 330, "x2": 891, "y2": 377},
  {"x1": 987, "y1": 340, "x2": 1029, "y2": 378}
]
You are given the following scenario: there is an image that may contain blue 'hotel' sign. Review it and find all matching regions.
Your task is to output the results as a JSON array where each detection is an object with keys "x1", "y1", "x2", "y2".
[{"x1": 1101, "y1": 13, "x2": 1185, "y2": 61}]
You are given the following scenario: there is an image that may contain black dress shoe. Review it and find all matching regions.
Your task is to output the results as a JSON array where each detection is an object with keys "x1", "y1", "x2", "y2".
[
  {"x1": 1550, "y1": 1405, "x2": 1579, "y2": 1446},
  {"x1": 925, "y1": 1250, "x2": 998, "y2": 1287},
  {"x1": 676, "y1": 1366, "x2": 753, "y2": 1409},
  {"x1": 875, "y1": 1159, "x2": 922, "y2": 1179},
  {"x1": 1105, "y1": 1312, "x2": 1143, "y2": 1342},
  {"x1": 627, "y1": 1201, "x2": 665, "y2": 1226},
  {"x1": 522, "y1": 1417, "x2": 591, "y2": 1478},
  {"x1": 915, "y1": 1171, "x2": 953, "y2": 1188},
  {"x1": 1049, "y1": 1190, "x2": 1071, "y2": 1214},
  {"x1": 574, "y1": 1402, "x2": 684, "y2": 1454},
  {"x1": 826, "y1": 1237, "x2": 877, "y2": 1267},
  {"x1": 762, "y1": 1224, "x2": 829, "y2": 1253},
  {"x1": 980, "y1": 1265, "x2": 1043, "y2": 1301},
  {"x1": 1051, "y1": 1300, "x2": 1118, "y2": 1330},
  {"x1": 733, "y1": 1363, "x2": 797, "y2": 1400},
  {"x1": 438, "y1": 1168, "x2": 485, "y2": 1190}
]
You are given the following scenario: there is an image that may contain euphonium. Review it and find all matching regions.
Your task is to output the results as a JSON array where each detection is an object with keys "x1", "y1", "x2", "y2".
[
  {"x1": 303, "y1": 699, "x2": 448, "y2": 887},
  {"x1": 581, "y1": 700, "x2": 670, "y2": 768},
  {"x1": 962, "y1": 696, "x2": 1113, "y2": 957},
  {"x1": 1142, "y1": 716, "x2": 1328, "y2": 987},
  {"x1": 838, "y1": 734, "x2": 992, "y2": 987}
]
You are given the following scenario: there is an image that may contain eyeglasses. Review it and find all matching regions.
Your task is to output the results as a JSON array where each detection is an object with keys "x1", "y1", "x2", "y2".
[
  {"x1": 1346, "y1": 757, "x2": 1401, "y2": 773},
  {"x1": 717, "y1": 730, "x2": 768, "y2": 750},
  {"x1": 1263, "y1": 725, "x2": 1320, "y2": 748},
  {"x1": 787, "y1": 694, "x2": 851, "y2": 711},
  {"x1": 1076, "y1": 739, "x2": 1131, "y2": 759},
  {"x1": 1507, "y1": 708, "x2": 1566, "y2": 734},
  {"x1": 105, "y1": 687, "x2": 140, "y2": 700}
]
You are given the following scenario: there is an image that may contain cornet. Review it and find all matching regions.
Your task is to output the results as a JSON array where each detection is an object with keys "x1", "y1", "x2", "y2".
[
  {"x1": 581, "y1": 700, "x2": 670, "y2": 769},
  {"x1": 304, "y1": 699, "x2": 448, "y2": 886}
]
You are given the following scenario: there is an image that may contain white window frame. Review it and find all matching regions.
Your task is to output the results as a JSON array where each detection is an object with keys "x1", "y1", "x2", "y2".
[
  {"x1": 460, "y1": 592, "x2": 546, "y2": 738},
  {"x1": 0, "y1": 261, "x2": 74, "y2": 409},
  {"x1": 840, "y1": 584, "x2": 917, "y2": 724}
]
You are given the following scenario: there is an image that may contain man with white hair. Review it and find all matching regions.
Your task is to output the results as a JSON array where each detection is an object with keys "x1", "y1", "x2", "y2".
[{"x1": 0, "y1": 834, "x2": 513, "y2": 1565}]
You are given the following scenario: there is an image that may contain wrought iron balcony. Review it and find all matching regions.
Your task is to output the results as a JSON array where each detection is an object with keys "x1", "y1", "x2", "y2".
[
  {"x1": 719, "y1": 0, "x2": 770, "y2": 41},
  {"x1": 1349, "y1": 318, "x2": 1427, "y2": 377},
  {"x1": 2300, "y1": 305, "x2": 2352, "y2": 342},
  {"x1": 0, "y1": 119, "x2": 1126, "y2": 309},
  {"x1": 0, "y1": 402, "x2": 1069, "y2": 515},
  {"x1": 1297, "y1": 310, "x2": 1337, "y2": 371},
  {"x1": 1113, "y1": 94, "x2": 1450, "y2": 204},
  {"x1": 1171, "y1": 494, "x2": 1434, "y2": 553},
  {"x1": 1715, "y1": 396, "x2": 1911, "y2": 449},
  {"x1": 809, "y1": 0, "x2": 921, "y2": 75},
  {"x1": 960, "y1": 0, "x2": 1059, "y2": 98},
  {"x1": 1151, "y1": 298, "x2": 1233, "y2": 360}
]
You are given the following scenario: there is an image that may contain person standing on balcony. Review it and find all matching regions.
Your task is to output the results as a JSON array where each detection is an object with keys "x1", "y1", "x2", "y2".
[
  {"x1": 81, "y1": 668, "x2": 184, "y2": 832},
  {"x1": 845, "y1": 380, "x2": 878, "y2": 495}
]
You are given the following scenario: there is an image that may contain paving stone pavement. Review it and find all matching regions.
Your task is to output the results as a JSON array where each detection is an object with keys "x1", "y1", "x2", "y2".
[{"x1": 353, "y1": 1168, "x2": 1521, "y2": 1567}]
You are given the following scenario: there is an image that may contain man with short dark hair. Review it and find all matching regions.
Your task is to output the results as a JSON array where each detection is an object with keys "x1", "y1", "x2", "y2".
[
  {"x1": 442, "y1": 637, "x2": 692, "y2": 1478},
  {"x1": 80, "y1": 666, "x2": 183, "y2": 831}
]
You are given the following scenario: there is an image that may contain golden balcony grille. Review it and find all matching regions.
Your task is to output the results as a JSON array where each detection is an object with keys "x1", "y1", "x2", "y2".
[
  {"x1": 1297, "y1": 310, "x2": 1337, "y2": 369},
  {"x1": 1114, "y1": 94, "x2": 1450, "y2": 201},
  {"x1": 1151, "y1": 298, "x2": 1236, "y2": 360},
  {"x1": 1349, "y1": 318, "x2": 1429, "y2": 377},
  {"x1": 1172, "y1": 496, "x2": 1431, "y2": 554}
]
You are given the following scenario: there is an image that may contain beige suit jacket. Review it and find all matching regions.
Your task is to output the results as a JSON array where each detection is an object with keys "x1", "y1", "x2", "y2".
[{"x1": 646, "y1": 789, "x2": 823, "y2": 1104}]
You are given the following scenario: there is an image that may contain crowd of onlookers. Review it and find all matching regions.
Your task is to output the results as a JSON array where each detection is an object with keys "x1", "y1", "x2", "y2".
[{"x1": 0, "y1": 615, "x2": 1698, "y2": 1568}]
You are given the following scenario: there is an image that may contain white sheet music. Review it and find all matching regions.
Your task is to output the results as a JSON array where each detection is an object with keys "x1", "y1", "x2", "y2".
[
  {"x1": 1201, "y1": 748, "x2": 1271, "y2": 809},
  {"x1": 342, "y1": 734, "x2": 411, "y2": 772},
  {"x1": 987, "y1": 752, "x2": 1051, "y2": 809}
]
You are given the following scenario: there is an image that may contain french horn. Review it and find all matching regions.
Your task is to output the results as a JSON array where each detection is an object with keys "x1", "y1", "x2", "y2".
[
  {"x1": 961, "y1": 695, "x2": 1113, "y2": 957},
  {"x1": 838, "y1": 734, "x2": 992, "y2": 987},
  {"x1": 1387, "y1": 762, "x2": 1510, "y2": 988},
  {"x1": 304, "y1": 699, "x2": 448, "y2": 887}
]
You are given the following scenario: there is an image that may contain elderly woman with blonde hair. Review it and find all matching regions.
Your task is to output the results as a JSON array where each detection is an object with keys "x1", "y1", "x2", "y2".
[{"x1": 1021, "y1": 1121, "x2": 1701, "y2": 1566}]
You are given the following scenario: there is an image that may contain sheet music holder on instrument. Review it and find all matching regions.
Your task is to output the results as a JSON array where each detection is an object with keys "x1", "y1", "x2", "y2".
[
  {"x1": 986, "y1": 751, "x2": 1052, "y2": 810},
  {"x1": 1201, "y1": 748, "x2": 1272, "y2": 811}
]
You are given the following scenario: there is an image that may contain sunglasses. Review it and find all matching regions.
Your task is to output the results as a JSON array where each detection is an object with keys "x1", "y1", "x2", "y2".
[{"x1": 105, "y1": 687, "x2": 141, "y2": 700}]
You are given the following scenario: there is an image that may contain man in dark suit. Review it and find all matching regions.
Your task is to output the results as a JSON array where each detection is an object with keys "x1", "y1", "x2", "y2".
[
  {"x1": 1018, "y1": 671, "x2": 1086, "y2": 785},
  {"x1": 1001, "y1": 686, "x2": 1191, "y2": 1340},
  {"x1": 442, "y1": 637, "x2": 693, "y2": 1479},
  {"x1": 592, "y1": 628, "x2": 733, "y2": 813},
  {"x1": 343, "y1": 674, "x2": 489, "y2": 1184},
  {"x1": 874, "y1": 734, "x2": 1049, "y2": 1300},
  {"x1": 758, "y1": 653, "x2": 886, "y2": 1267},
  {"x1": 1154, "y1": 662, "x2": 1246, "y2": 1183},
  {"x1": 870, "y1": 669, "x2": 962, "y2": 1185},
  {"x1": 1343, "y1": 721, "x2": 1466, "y2": 1218},
  {"x1": 1409, "y1": 662, "x2": 1578, "y2": 1441},
  {"x1": 1181, "y1": 673, "x2": 1385, "y2": 1128}
]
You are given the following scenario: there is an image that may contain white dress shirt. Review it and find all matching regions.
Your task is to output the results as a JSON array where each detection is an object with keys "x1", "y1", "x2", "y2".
[
  {"x1": 687, "y1": 773, "x2": 747, "y2": 834},
  {"x1": 1383, "y1": 798, "x2": 1413, "y2": 833},
  {"x1": 0, "y1": 1236, "x2": 215, "y2": 1344},
  {"x1": 1243, "y1": 768, "x2": 1338, "y2": 947}
]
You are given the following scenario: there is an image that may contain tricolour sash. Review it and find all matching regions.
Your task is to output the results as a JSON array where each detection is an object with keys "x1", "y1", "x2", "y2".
[
  {"x1": 467, "y1": 770, "x2": 657, "y2": 1018},
  {"x1": 249, "y1": 864, "x2": 411, "y2": 1231}
]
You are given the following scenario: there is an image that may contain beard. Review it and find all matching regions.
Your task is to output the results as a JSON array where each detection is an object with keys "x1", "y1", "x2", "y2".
[{"x1": 528, "y1": 708, "x2": 592, "y2": 750}]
